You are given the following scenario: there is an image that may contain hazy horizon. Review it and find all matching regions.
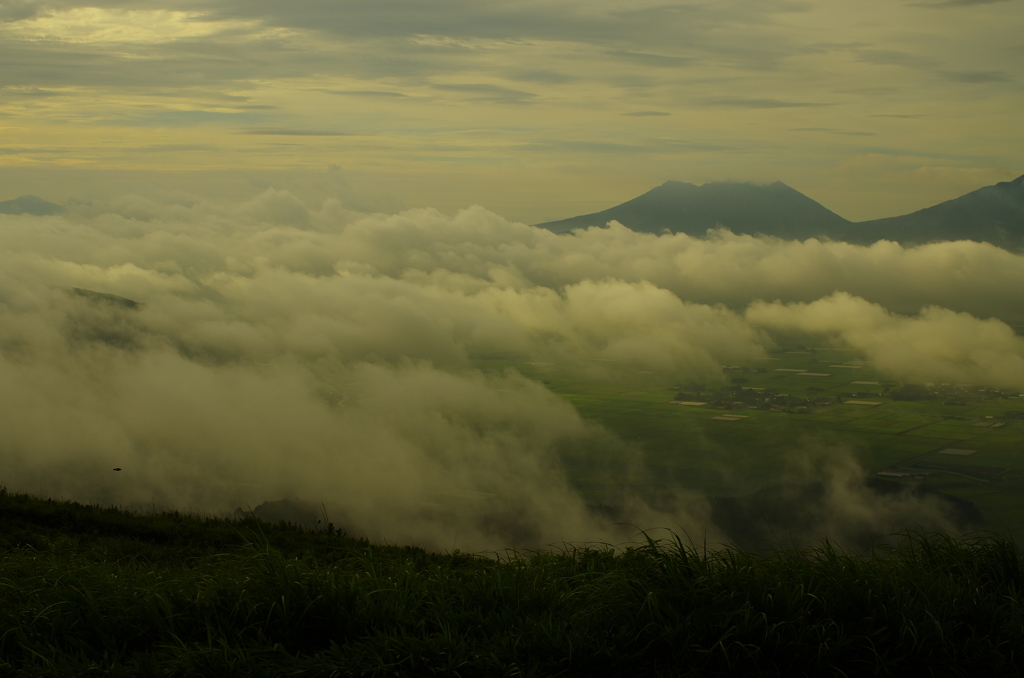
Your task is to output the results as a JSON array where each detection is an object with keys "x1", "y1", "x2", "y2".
[
  {"x1": 8, "y1": 173, "x2": 1024, "y2": 228},
  {"x1": 2, "y1": 1, "x2": 1022, "y2": 224}
]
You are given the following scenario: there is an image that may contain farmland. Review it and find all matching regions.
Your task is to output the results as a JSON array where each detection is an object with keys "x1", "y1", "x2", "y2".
[{"x1": 473, "y1": 346, "x2": 1024, "y2": 538}]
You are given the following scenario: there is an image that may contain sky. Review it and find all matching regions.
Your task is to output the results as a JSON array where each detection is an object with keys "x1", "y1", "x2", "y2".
[{"x1": 1, "y1": 0, "x2": 1022, "y2": 223}]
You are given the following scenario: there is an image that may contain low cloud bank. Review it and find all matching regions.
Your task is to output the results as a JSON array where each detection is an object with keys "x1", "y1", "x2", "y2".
[
  {"x1": 0, "y1": 190, "x2": 1019, "y2": 549},
  {"x1": 748, "y1": 293, "x2": 1024, "y2": 389}
]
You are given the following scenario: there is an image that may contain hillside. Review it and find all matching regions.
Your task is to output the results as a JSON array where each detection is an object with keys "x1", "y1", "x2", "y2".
[
  {"x1": 845, "y1": 174, "x2": 1024, "y2": 249},
  {"x1": 1, "y1": 487, "x2": 1021, "y2": 676},
  {"x1": 537, "y1": 180, "x2": 851, "y2": 239},
  {"x1": 0, "y1": 195, "x2": 64, "y2": 216},
  {"x1": 537, "y1": 175, "x2": 1024, "y2": 249}
]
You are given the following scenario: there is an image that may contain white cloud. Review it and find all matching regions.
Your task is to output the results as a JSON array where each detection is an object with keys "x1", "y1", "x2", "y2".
[
  {"x1": 0, "y1": 192, "x2": 1016, "y2": 548},
  {"x1": 747, "y1": 292, "x2": 1024, "y2": 389},
  {"x1": 1, "y1": 7, "x2": 262, "y2": 44}
]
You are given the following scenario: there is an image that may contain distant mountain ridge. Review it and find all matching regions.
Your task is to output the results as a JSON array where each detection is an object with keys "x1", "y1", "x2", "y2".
[
  {"x1": 846, "y1": 174, "x2": 1024, "y2": 248},
  {"x1": 0, "y1": 195, "x2": 64, "y2": 216},
  {"x1": 538, "y1": 181, "x2": 852, "y2": 240},
  {"x1": 536, "y1": 174, "x2": 1024, "y2": 249}
]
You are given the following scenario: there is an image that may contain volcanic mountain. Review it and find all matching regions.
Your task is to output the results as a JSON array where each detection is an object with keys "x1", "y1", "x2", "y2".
[
  {"x1": 844, "y1": 174, "x2": 1024, "y2": 249},
  {"x1": 536, "y1": 175, "x2": 1024, "y2": 249},
  {"x1": 0, "y1": 195, "x2": 64, "y2": 216},
  {"x1": 536, "y1": 181, "x2": 850, "y2": 240}
]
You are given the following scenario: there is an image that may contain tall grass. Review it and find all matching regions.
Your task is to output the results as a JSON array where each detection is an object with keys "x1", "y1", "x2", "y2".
[{"x1": 1, "y1": 487, "x2": 1021, "y2": 676}]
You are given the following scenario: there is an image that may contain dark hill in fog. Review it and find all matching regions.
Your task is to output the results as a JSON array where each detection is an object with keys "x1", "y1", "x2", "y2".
[
  {"x1": 536, "y1": 180, "x2": 851, "y2": 239},
  {"x1": 0, "y1": 195, "x2": 64, "y2": 216},
  {"x1": 537, "y1": 174, "x2": 1024, "y2": 249},
  {"x1": 845, "y1": 174, "x2": 1024, "y2": 249}
]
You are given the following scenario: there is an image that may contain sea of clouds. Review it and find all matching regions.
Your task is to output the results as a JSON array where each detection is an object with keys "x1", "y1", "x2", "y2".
[{"x1": 2, "y1": 189, "x2": 1023, "y2": 550}]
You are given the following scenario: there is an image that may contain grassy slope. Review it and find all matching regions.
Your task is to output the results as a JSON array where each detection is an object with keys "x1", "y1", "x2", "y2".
[{"x1": 2, "y1": 488, "x2": 1023, "y2": 677}]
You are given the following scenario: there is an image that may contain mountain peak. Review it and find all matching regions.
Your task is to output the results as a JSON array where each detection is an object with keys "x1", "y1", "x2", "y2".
[
  {"x1": 536, "y1": 180, "x2": 849, "y2": 237},
  {"x1": 849, "y1": 174, "x2": 1024, "y2": 248},
  {"x1": 537, "y1": 175, "x2": 1024, "y2": 249},
  {"x1": 0, "y1": 195, "x2": 65, "y2": 216}
]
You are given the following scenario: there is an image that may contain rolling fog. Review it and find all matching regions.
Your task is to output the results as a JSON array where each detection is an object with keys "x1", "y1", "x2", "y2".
[{"x1": 2, "y1": 190, "x2": 1023, "y2": 550}]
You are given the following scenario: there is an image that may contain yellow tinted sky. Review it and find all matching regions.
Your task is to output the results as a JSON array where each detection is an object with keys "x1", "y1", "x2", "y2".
[{"x1": 1, "y1": 0, "x2": 1021, "y2": 222}]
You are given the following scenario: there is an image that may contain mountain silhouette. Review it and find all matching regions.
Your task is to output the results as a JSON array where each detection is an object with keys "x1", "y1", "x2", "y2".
[
  {"x1": 537, "y1": 181, "x2": 850, "y2": 239},
  {"x1": 536, "y1": 175, "x2": 1024, "y2": 249},
  {"x1": 843, "y1": 174, "x2": 1024, "y2": 249},
  {"x1": 0, "y1": 195, "x2": 64, "y2": 216}
]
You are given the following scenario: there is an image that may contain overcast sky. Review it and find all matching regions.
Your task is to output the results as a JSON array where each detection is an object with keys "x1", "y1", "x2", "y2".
[{"x1": 1, "y1": 0, "x2": 1021, "y2": 222}]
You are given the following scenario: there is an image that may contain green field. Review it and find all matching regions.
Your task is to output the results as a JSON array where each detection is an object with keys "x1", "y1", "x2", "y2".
[{"x1": 473, "y1": 346, "x2": 1024, "y2": 537}]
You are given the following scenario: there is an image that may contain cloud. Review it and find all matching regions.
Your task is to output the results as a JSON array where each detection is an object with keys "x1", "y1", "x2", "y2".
[
  {"x1": 0, "y1": 86, "x2": 60, "y2": 97},
  {"x1": 0, "y1": 7, "x2": 241, "y2": 44},
  {"x1": 0, "y1": 1, "x2": 855, "y2": 99},
  {"x1": 747, "y1": 292, "x2": 1024, "y2": 389},
  {"x1": 518, "y1": 138, "x2": 737, "y2": 155},
  {"x1": 853, "y1": 48, "x2": 1012, "y2": 86},
  {"x1": 239, "y1": 129, "x2": 359, "y2": 136},
  {"x1": 0, "y1": 1, "x2": 40, "y2": 24},
  {"x1": 702, "y1": 97, "x2": 832, "y2": 108},
  {"x1": 135, "y1": 144, "x2": 219, "y2": 153},
  {"x1": 790, "y1": 127, "x2": 875, "y2": 136},
  {"x1": 432, "y1": 83, "x2": 537, "y2": 104},
  {"x1": 942, "y1": 70, "x2": 1011, "y2": 83},
  {"x1": 0, "y1": 146, "x2": 70, "y2": 156},
  {"x1": 0, "y1": 192, "x2": 1018, "y2": 549},
  {"x1": 854, "y1": 49, "x2": 938, "y2": 70},
  {"x1": 603, "y1": 49, "x2": 696, "y2": 68},
  {"x1": 0, "y1": 0, "x2": 1018, "y2": 202},
  {"x1": 507, "y1": 69, "x2": 576, "y2": 84},
  {"x1": 622, "y1": 111, "x2": 670, "y2": 117},
  {"x1": 315, "y1": 89, "x2": 410, "y2": 97},
  {"x1": 911, "y1": 0, "x2": 1014, "y2": 6},
  {"x1": 0, "y1": 316, "x2": 636, "y2": 550}
]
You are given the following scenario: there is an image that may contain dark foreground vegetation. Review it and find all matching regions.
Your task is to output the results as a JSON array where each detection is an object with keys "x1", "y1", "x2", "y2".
[{"x1": 1, "y1": 488, "x2": 1022, "y2": 677}]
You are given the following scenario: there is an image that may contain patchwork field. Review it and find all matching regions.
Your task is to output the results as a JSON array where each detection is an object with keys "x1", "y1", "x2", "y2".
[{"x1": 473, "y1": 346, "x2": 1024, "y2": 537}]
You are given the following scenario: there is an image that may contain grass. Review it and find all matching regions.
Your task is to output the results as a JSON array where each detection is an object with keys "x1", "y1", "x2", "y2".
[{"x1": 2, "y1": 488, "x2": 1024, "y2": 676}]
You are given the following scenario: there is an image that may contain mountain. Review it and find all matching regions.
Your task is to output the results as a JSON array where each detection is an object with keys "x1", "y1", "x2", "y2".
[
  {"x1": 843, "y1": 174, "x2": 1024, "y2": 249},
  {"x1": 69, "y1": 287, "x2": 141, "y2": 310},
  {"x1": 0, "y1": 195, "x2": 65, "y2": 216},
  {"x1": 536, "y1": 175, "x2": 1024, "y2": 249},
  {"x1": 537, "y1": 181, "x2": 851, "y2": 239}
]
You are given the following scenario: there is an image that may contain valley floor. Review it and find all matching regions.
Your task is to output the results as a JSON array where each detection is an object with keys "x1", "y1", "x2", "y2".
[{"x1": 473, "y1": 345, "x2": 1024, "y2": 542}]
